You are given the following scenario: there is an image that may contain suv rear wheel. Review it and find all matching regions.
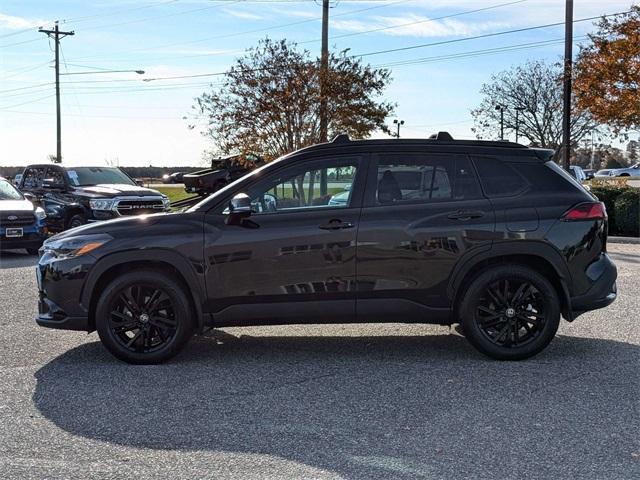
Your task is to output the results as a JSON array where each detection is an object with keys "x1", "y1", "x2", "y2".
[
  {"x1": 459, "y1": 265, "x2": 560, "y2": 360},
  {"x1": 95, "y1": 270, "x2": 194, "y2": 364}
]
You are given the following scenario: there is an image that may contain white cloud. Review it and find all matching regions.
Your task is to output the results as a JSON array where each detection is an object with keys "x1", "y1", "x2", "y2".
[
  {"x1": 0, "y1": 12, "x2": 48, "y2": 30},
  {"x1": 222, "y1": 9, "x2": 264, "y2": 21},
  {"x1": 333, "y1": 15, "x2": 506, "y2": 38}
]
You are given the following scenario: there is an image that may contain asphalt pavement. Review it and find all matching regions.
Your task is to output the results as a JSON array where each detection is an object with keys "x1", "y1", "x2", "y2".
[{"x1": 0, "y1": 244, "x2": 638, "y2": 479}]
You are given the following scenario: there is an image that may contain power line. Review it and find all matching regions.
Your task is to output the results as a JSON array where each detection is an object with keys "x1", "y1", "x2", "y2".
[
  {"x1": 298, "y1": 0, "x2": 529, "y2": 44},
  {"x1": 82, "y1": 1, "x2": 242, "y2": 31},
  {"x1": 354, "y1": 11, "x2": 628, "y2": 58},
  {"x1": 375, "y1": 36, "x2": 588, "y2": 69},
  {"x1": 0, "y1": 94, "x2": 55, "y2": 110},
  {"x1": 66, "y1": 0, "x2": 417, "y2": 62}
]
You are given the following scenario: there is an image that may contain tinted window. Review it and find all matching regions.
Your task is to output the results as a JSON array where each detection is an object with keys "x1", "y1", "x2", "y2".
[
  {"x1": 46, "y1": 167, "x2": 66, "y2": 187},
  {"x1": 373, "y1": 154, "x2": 481, "y2": 205},
  {"x1": 542, "y1": 161, "x2": 589, "y2": 192},
  {"x1": 244, "y1": 157, "x2": 359, "y2": 214},
  {"x1": 21, "y1": 167, "x2": 46, "y2": 190},
  {"x1": 472, "y1": 156, "x2": 528, "y2": 197}
]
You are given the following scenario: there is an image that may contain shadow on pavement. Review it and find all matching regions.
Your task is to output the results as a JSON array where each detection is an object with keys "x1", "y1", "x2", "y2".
[
  {"x1": 33, "y1": 331, "x2": 639, "y2": 479},
  {"x1": 0, "y1": 250, "x2": 38, "y2": 269}
]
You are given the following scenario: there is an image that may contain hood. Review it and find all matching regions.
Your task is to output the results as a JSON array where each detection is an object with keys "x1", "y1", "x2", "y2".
[
  {"x1": 47, "y1": 212, "x2": 168, "y2": 241},
  {"x1": 0, "y1": 199, "x2": 34, "y2": 212},
  {"x1": 74, "y1": 184, "x2": 164, "y2": 198}
]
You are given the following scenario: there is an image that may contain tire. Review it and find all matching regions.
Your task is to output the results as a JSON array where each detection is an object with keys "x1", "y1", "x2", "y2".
[
  {"x1": 95, "y1": 269, "x2": 194, "y2": 364},
  {"x1": 67, "y1": 213, "x2": 86, "y2": 230},
  {"x1": 459, "y1": 265, "x2": 560, "y2": 361}
]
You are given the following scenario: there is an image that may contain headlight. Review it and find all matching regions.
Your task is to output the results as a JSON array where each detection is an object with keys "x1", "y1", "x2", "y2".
[
  {"x1": 89, "y1": 198, "x2": 115, "y2": 210},
  {"x1": 35, "y1": 206, "x2": 46, "y2": 220},
  {"x1": 162, "y1": 196, "x2": 171, "y2": 209},
  {"x1": 42, "y1": 233, "x2": 112, "y2": 259}
]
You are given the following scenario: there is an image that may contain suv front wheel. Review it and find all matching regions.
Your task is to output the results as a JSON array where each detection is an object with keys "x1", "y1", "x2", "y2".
[
  {"x1": 95, "y1": 270, "x2": 194, "y2": 364},
  {"x1": 459, "y1": 265, "x2": 560, "y2": 360}
]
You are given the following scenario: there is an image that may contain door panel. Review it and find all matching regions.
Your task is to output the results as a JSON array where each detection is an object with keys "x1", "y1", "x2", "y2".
[
  {"x1": 356, "y1": 152, "x2": 495, "y2": 323},
  {"x1": 203, "y1": 155, "x2": 363, "y2": 326}
]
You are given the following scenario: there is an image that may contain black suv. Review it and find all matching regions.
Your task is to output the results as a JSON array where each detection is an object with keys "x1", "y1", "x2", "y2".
[
  {"x1": 35, "y1": 134, "x2": 617, "y2": 364},
  {"x1": 18, "y1": 164, "x2": 170, "y2": 232}
]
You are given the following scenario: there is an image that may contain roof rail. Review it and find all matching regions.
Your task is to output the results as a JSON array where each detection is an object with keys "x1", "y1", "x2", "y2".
[
  {"x1": 428, "y1": 131, "x2": 454, "y2": 141},
  {"x1": 332, "y1": 134, "x2": 350, "y2": 144}
]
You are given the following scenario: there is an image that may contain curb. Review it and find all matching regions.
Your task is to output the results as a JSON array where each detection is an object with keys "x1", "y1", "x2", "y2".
[{"x1": 608, "y1": 236, "x2": 640, "y2": 245}]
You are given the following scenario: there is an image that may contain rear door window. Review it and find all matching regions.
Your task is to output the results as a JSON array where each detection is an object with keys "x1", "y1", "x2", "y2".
[
  {"x1": 21, "y1": 167, "x2": 46, "y2": 190},
  {"x1": 472, "y1": 156, "x2": 528, "y2": 197},
  {"x1": 370, "y1": 153, "x2": 482, "y2": 206}
]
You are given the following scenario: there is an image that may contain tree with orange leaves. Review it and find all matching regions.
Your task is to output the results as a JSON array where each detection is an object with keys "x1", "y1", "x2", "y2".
[{"x1": 574, "y1": 7, "x2": 640, "y2": 133}]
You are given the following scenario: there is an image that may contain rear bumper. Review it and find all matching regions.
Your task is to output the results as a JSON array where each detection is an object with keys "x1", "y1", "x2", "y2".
[{"x1": 570, "y1": 253, "x2": 617, "y2": 317}]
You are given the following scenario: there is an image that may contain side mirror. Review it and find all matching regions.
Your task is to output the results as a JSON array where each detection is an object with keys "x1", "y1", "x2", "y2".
[
  {"x1": 42, "y1": 178, "x2": 64, "y2": 190},
  {"x1": 229, "y1": 193, "x2": 252, "y2": 215},
  {"x1": 135, "y1": 179, "x2": 144, "y2": 187},
  {"x1": 23, "y1": 192, "x2": 37, "y2": 203}
]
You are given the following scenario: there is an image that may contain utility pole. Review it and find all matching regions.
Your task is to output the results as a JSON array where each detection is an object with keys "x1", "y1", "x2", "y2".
[
  {"x1": 562, "y1": 0, "x2": 573, "y2": 171},
  {"x1": 39, "y1": 21, "x2": 74, "y2": 163},
  {"x1": 319, "y1": 0, "x2": 330, "y2": 195}
]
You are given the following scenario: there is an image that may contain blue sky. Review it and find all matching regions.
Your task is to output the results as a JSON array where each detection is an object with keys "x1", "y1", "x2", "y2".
[{"x1": 0, "y1": 0, "x2": 635, "y2": 167}]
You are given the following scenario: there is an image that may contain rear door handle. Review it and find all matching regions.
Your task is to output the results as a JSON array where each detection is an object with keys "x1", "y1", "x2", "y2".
[
  {"x1": 447, "y1": 210, "x2": 484, "y2": 221},
  {"x1": 319, "y1": 219, "x2": 355, "y2": 230}
]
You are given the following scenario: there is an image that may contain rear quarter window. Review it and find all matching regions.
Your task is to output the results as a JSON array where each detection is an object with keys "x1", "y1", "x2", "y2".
[{"x1": 472, "y1": 156, "x2": 528, "y2": 197}]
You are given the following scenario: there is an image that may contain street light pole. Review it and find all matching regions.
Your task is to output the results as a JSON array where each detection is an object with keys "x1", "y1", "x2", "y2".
[
  {"x1": 393, "y1": 119, "x2": 404, "y2": 138},
  {"x1": 495, "y1": 104, "x2": 505, "y2": 140},
  {"x1": 515, "y1": 107, "x2": 525, "y2": 143}
]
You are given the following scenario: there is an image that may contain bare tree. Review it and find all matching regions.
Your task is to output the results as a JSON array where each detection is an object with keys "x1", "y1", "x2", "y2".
[
  {"x1": 471, "y1": 60, "x2": 597, "y2": 153},
  {"x1": 192, "y1": 38, "x2": 394, "y2": 161}
]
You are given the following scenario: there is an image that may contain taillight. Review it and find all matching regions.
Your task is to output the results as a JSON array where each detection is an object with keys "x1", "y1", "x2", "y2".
[{"x1": 562, "y1": 202, "x2": 607, "y2": 221}]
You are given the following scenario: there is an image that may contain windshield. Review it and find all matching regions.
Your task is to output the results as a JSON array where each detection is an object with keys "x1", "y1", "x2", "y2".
[
  {"x1": 0, "y1": 179, "x2": 23, "y2": 200},
  {"x1": 66, "y1": 167, "x2": 135, "y2": 186}
]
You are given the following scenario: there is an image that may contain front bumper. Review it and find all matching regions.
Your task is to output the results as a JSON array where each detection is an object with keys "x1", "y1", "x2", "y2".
[
  {"x1": 571, "y1": 252, "x2": 617, "y2": 316},
  {"x1": 35, "y1": 253, "x2": 95, "y2": 332},
  {"x1": 0, "y1": 227, "x2": 46, "y2": 250},
  {"x1": 37, "y1": 294, "x2": 89, "y2": 331}
]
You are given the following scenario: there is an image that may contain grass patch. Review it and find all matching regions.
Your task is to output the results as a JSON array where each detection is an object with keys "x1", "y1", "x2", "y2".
[{"x1": 155, "y1": 187, "x2": 195, "y2": 205}]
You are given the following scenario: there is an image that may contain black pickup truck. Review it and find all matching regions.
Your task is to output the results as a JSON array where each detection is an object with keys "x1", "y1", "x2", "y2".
[
  {"x1": 183, "y1": 154, "x2": 262, "y2": 196},
  {"x1": 18, "y1": 164, "x2": 170, "y2": 232}
]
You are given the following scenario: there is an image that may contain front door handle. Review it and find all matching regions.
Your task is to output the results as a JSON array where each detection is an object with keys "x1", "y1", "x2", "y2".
[
  {"x1": 447, "y1": 210, "x2": 484, "y2": 221},
  {"x1": 319, "y1": 219, "x2": 355, "y2": 230}
]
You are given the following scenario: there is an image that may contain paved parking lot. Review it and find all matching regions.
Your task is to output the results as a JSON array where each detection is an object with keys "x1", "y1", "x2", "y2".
[{"x1": 0, "y1": 244, "x2": 638, "y2": 479}]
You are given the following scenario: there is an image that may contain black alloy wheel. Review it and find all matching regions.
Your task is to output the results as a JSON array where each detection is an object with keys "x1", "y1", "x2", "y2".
[
  {"x1": 96, "y1": 270, "x2": 194, "y2": 364},
  {"x1": 108, "y1": 284, "x2": 177, "y2": 354},
  {"x1": 475, "y1": 278, "x2": 545, "y2": 348},
  {"x1": 460, "y1": 265, "x2": 560, "y2": 360}
]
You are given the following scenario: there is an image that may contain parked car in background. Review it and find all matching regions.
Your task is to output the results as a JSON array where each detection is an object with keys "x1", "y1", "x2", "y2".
[
  {"x1": 183, "y1": 154, "x2": 263, "y2": 196},
  {"x1": 162, "y1": 172, "x2": 185, "y2": 184},
  {"x1": 17, "y1": 164, "x2": 170, "y2": 232},
  {"x1": 583, "y1": 168, "x2": 595, "y2": 180},
  {"x1": 569, "y1": 165, "x2": 587, "y2": 183},
  {"x1": 35, "y1": 133, "x2": 616, "y2": 364},
  {"x1": 0, "y1": 176, "x2": 47, "y2": 255},
  {"x1": 595, "y1": 164, "x2": 640, "y2": 177}
]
